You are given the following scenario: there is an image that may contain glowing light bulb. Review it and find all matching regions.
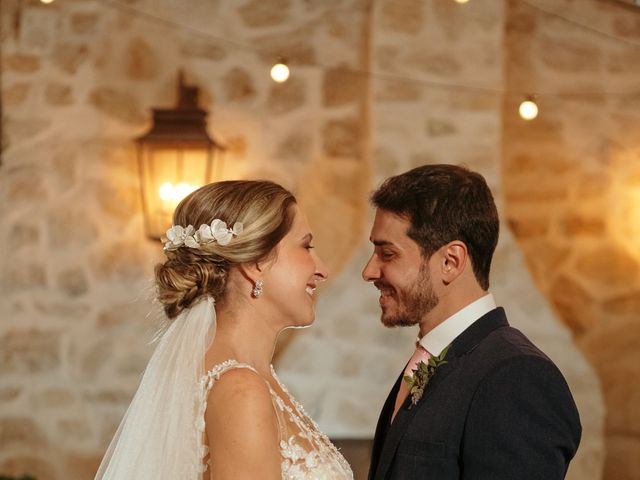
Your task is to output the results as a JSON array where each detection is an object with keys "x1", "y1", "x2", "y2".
[
  {"x1": 159, "y1": 182, "x2": 174, "y2": 201},
  {"x1": 173, "y1": 182, "x2": 196, "y2": 202},
  {"x1": 270, "y1": 62, "x2": 290, "y2": 83},
  {"x1": 519, "y1": 99, "x2": 539, "y2": 120}
]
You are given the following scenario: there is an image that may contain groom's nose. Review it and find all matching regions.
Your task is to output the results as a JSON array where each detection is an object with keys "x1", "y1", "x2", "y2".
[{"x1": 362, "y1": 255, "x2": 379, "y2": 282}]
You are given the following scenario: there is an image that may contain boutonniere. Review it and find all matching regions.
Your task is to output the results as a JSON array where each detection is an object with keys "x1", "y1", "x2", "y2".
[{"x1": 404, "y1": 345, "x2": 450, "y2": 408}]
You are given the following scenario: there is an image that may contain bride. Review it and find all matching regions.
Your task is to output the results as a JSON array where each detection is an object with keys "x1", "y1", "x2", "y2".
[{"x1": 95, "y1": 180, "x2": 353, "y2": 479}]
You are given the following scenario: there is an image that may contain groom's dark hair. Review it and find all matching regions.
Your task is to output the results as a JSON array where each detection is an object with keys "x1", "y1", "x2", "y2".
[{"x1": 371, "y1": 164, "x2": 499, "y2": 290}]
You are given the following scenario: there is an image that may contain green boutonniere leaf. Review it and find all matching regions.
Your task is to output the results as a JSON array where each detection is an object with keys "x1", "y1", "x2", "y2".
[{"x1": 402, "y1": 344, "x2": 451, "y2": 409}]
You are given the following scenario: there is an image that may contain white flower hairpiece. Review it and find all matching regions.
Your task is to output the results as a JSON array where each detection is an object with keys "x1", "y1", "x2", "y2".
[{"x1": 163, "y1": 220, "x2": 243, "y2": 251}]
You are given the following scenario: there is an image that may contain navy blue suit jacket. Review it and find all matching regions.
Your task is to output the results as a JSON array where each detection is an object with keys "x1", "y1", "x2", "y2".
[{"x1": 368, "y1": 308, "x2": 581, "y2": 480}]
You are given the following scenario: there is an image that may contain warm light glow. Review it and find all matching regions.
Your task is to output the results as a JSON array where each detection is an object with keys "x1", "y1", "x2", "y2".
[
  {"x1": 454, "y1": 0, "x2": 470, "y2": 3},
  {"x1": 270, "y1": 62, "x2": 290, "y2": 83},
  {"x1": 519, "y1": 99, "x2": 539, "y2": 120},
  {"x1": 40, "y1": 0, "x2": 55, "y2": 3},
  {"x1": 158, "y1": 182, "x2": 198, "y2": 205},
  {"x1": 159, "y1": 182, "x2": 174, "y2": 201}
]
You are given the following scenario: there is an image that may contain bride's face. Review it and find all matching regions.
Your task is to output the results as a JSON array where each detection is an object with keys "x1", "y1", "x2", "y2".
[{"x1": 261, "y1": 204, "x2": 328, "y2": 328}]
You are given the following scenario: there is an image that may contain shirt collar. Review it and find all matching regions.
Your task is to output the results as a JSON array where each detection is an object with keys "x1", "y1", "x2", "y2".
[{"x1": 419, "y1": 293, "x2": 497, "y2": 356}]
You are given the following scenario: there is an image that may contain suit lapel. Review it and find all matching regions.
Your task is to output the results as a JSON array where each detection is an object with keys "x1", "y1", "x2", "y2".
[
  {"x1": 373, "y1": 308, "x2": 509, "y2": 480},
  {"x1": 374, "y1": 356, "x2": 459, "y2": 480},
  {"x1": 369, "y1": 372, "x2": 402, "y2": 479}
]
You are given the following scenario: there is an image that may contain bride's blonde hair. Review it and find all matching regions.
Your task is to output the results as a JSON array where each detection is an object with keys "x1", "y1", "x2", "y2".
[{"x1": 155, "y1": 180, "x2": 296, "y2": 319}]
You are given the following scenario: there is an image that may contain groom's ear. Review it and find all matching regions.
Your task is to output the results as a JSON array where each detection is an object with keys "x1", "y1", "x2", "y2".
[{"x1": 440, "y1": 241, "x2": 468, "y2": 284}]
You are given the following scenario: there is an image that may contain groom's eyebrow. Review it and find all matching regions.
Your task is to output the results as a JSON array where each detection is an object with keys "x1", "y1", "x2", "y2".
[{"x1": 371, "y1": 239, "x2": 394, "y2": 247}]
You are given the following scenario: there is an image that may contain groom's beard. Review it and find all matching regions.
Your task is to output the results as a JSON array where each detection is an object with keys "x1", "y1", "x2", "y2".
[{"x1": 377, "y1": 264, "x2": 439, "y2": 328}]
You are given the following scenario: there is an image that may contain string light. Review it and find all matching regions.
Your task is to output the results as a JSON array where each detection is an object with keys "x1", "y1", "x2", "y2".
[
  {"x1": 270, "y1": 61, "x2": 290, "y2": 83},
  {"x1": 519, "y1": 98, "x2": 539, "y2": 120}
]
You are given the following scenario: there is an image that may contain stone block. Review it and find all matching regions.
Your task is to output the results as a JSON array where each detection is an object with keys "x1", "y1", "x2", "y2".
[
  {"x1": 45, "y1": 82, "x2": 73, "y2": 106},
  {"x1": 36, "y1": 387, "x2": 75, "y2": 408},
  {"x1": 88, "y1": 87, "x2": 146, "y2": 124},
  {"x1": 70, "y1": 11, "x2": 100, "y2": 35},
  {"x1": 575, "y1": 173, "x2": 610, "y2": 199},
  {"x1": 322, "y1": 118, "x2": 362, "y2": 159},
  {"x1": 47, "y1": 207, "x2": 98, "y2": 249},
  {"x1": 9, "y1": 222, "x2": 40, "y2": 248},
  {"x1": 0, "y1": 386, "x2": 21, "y2": 403},
  {"x1": 267, "y1": 77, "x2": 305, "y2": 114},
  {"x1": 276, "y1": 132, "x2": 312, "y2": 162},
  {"x1": 222, "y1": 67, "x2": 256, "y2": 103},
  {"x1": 57, "y1": 417, "x2": 92, "y2": 442},
  {"x1": 53, "y1": 43, "x2": 90, "y2": 74},
  {"x1": 378, "y1": 0, "x2": 423, "y2": 34},
  {"x1": 56, "y1": 267, "x2": 89, "y2": 297},
  {"x1": 126, "y1": 37, "x2": 158, "y2": 80},
  {"x1": 602, "y1": 435, "x2": 640, "y2": 480},
  {"x1": 426, "y1": 118, "x2": 457, "y2": 137},
  {"x1": 91, "y1": 240, "x2": 148, "y2": 283},
  {"x1": 549, "y1": 274, "x2": 597, "y2": 335},
  {"x1": 64, "y1": 452, "x2": 103, "y2": 480},
  {"x1": 375, "y1": 80, "x2": 421, "y2": 102},
  {"x1": 559, "y1": 211, "x2": 605, "y2": 236},
  {"x1": 238, "y1": 0, "x2": 290, "y2": 27},
  {"x1": 0, "y1": 329, "x2": 61, "y2": 374},
  {"x1": 0, "y1": 455, "x2": 56, "y2": 480},
  {"x1": 94, "y1": 182, "x2": 140, "y2": 221},
  {"x1": 256, "y1": 29, "x2": 316, "y2": 66},
  {"x1": 181, "y1": 41, "x2": 227, "y2": 61},
  {"x1": 506, "y1": 215, "x2": 549, "y2": 238},
  {"x1": 0, "y1": 417, "x2": 46, "y2": 447},
  {"x1": 409, "y1": 52, "x2": 462, "y2": 76},
  {"x1": 538, "y1": 37, "x2": 601, "y2": 73},
  {"x1": 4, "y1": 117, "x2": 52, "y2": 146},
  {"x1": 323, "y1": 65, "x2": 365, "y2": 107},
  {"x1": 607, "y1": 48, "x2": 640, "y2": 74},
  {"x1": 611, "y1": 14, "x2": 640, "y2": 38},
  {"x1": 3, "y1": 83, "x2": 30, "y2": 107},
  {"x1": 33, "y1": 301, "x2": 91, "y2": 320},
  {"x1": 602, "y1": 290, "x2": 640, "y2": 316},
  {"x1": 51, "y1": 147, "x2": 79, "y2": 190},
  {"x1": 599, "y1": 364, "x2": 640, "y2": 434},
  {"x1": 5, "y1": 54, "x2": 40, "y2": 73},
  {"x1": 575, "y1": 244, "x2": 640, "y2": 292},
  {"x1": 1, "y1": 263, "x2": 47, "y2": 292}
]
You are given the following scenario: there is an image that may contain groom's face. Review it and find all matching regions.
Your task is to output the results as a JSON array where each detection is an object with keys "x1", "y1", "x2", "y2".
[{"x1": 362, "y1": 209, "x2": 439, "y2": 328}]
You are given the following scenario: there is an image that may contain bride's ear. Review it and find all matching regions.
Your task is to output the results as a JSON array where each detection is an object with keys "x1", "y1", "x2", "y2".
[{"x1": 237, "y1": 261, "x2": 265, "y2": 284}]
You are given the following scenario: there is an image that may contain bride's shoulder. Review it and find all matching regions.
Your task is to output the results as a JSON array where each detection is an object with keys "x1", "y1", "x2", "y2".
[
  {"x1": 205, "y1": 365, "x2": 275, "y2": 419},
  {"x1": 205, "y1": 365, "x2": 280, "y2": 460}
]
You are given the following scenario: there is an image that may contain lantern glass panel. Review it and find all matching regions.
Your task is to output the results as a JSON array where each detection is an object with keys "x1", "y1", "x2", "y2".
[{"x1": 139, "y1": 142, "x2": 213, "y2": 239}]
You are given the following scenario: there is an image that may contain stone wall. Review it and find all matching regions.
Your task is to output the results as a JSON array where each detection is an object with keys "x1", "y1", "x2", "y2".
[
  {"x1": 2, "y1": 0, "x2": 636, "y2": 478},
  {"x1": 0, "y1": 0, "x2": 370, "y2": 477},
  {"x1": 503, "y1": 0, "x2": 640, "y2": 478}
]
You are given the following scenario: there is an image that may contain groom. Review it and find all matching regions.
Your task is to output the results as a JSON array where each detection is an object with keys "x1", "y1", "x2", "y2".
[{"x1": 364, "y1": 164, "x2": 581, "y2": 479}]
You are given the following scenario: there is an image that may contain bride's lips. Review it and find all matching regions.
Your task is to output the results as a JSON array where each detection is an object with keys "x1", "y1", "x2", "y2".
[{"x1": 305, "y1": 283, "x2": 317, "y2": 297}]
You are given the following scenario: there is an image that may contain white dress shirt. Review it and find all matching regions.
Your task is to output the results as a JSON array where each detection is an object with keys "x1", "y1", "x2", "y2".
[{"x1": 419, "y1": 293, "x2": 497, "y2": 356}]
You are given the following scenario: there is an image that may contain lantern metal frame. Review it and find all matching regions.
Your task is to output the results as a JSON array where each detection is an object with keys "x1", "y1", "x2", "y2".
[{"x1": 136, "y1": 74, "x2": 225, "y2": 240}]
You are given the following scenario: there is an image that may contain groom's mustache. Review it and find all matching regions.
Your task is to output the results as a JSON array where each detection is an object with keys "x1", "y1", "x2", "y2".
[{"x1": 374, "y1": 281, "x2": 395, "y2": 293}]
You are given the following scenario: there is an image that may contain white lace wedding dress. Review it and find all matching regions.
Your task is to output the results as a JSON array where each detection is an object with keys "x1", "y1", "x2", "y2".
[{"x1": 197, "y1": 359, "x2": 354, "y2": 479}]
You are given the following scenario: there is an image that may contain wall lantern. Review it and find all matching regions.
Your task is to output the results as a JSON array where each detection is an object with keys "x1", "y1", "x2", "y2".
[{"x1": 136, "y1": 74, "x2": 225, "y2": 240}]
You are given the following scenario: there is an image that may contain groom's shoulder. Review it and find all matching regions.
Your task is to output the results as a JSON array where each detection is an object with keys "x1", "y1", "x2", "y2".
[{"x1": 467, "y1": 316, "x2": 554, "y2": 375}]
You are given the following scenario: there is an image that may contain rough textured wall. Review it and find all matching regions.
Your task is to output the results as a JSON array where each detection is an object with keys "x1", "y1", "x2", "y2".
[
  {"x1": 503, "y1": 0, "x2": 640, "y2": 478},
  {"x1": 0, "y1": 0, "x2": 369, "y2": 478},
  {"x1": 280, "y1": 2, "x2": 604, "y2": 480},
  {"x1": 0, "y1": 0, "x2": 628, "y2": 478}
]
